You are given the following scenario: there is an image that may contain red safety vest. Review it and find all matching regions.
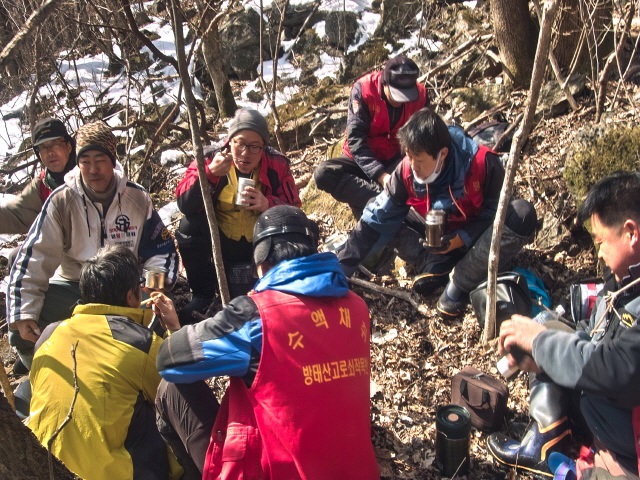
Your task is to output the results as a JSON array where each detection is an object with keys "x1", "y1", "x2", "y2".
[
  {"x1": 401, "y1": 145, "x2": 491, "y2": 231},
  {"x1": 203, "y1": 289, "x2": 379, "y2": 480},
  {"x1": 342, "y1": 70, "x2": 428, "y2": 163}
]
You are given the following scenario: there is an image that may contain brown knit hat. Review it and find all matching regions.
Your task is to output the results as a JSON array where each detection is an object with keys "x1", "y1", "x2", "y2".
[{"x1": 75, "y1": 121, "x2": 118, "y2": 165}]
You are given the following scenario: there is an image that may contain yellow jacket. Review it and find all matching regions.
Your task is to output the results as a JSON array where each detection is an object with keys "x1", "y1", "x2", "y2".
[{"x1": 26, "y1": 304, "x2": 182, "y2": 480}]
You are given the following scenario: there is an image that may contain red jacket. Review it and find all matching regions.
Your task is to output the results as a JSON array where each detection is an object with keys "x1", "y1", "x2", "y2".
[
  {"x1": 401, "y1": 145, "x2": 491, "y2": 231},
  {"x1": 203, "y1": 289, "x2": 379, "y2": 480},
  {"x1": 176, "y1": 146, "x2": 301, "y2": 215},
  {"x1": 342, "y1": 70, "x2": 428, "y2": 163}
]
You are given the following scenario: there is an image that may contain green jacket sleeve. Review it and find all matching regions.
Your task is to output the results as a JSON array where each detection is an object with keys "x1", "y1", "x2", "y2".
[{"x1": 0, "y1": 177, "x2": 44, "y2": 234}]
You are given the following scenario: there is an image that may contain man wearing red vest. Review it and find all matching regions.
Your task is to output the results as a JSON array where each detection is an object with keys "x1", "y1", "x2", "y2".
[
  {"x1": 338, "y1": 108, "x2": 537, "y2": 318},
  {"x1": 153, "y1": 205, "x2": 379, "y2": 480},
  {"x1": 314, "y1": 55, "x2": 429, "y2": 218}
]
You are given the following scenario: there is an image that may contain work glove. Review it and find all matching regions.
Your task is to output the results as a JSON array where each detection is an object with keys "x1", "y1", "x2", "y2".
[{"x1": 420, "y1": 233, "x2": 461, "y2": 254}]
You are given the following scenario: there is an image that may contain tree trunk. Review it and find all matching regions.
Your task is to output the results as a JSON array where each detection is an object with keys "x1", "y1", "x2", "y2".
[
  {"x1": 0, "y1": 393, "x2": 77, "y2": 479},
  {"x1": 490, "y1": 0, "x2": 538, "y2": 87},
  {"x1": 198, "y1": 3, "x2": 237, "y2": 118},
  {"x1": 552, "y1": 0, "x2": 613, "y2": 77}
]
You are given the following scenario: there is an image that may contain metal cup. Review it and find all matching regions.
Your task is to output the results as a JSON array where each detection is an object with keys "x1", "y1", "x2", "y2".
[
  {"x1": 236, "y1": 177, "x2": 256, "y2": 206},
  {"x1": 425, "y1": 209, "x2": 447, "y2": 247},
  {"x1": 142, "y1": 267, "x2": 167, "y2": 290}
]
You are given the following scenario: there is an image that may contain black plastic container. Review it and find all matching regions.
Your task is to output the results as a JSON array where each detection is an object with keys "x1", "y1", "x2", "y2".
[{"x1": 435, "y1": 404, "x2": 471, "y2": 476}]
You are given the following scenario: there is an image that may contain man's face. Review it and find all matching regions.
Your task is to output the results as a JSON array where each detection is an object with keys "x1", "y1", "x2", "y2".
[
  {"x1": 407, "y1": 149, "x2": 444, "y2": 183},
  {"x1": 591, "y1": 213, "x2": 637, "y2": 281},
  {"x1": 231, "y1": 130, "x2": 264, "y2": 175},
  {"x1": 37, "y1": 138, "x2": 72, "y2": 173},
  {"x1": 78, "y1": 150, "x2": 115, "y2": 193}
]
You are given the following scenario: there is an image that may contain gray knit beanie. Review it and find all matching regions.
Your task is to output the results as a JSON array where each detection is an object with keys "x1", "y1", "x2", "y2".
[
  {"x1": 227, "y1": 108, "x2": 270, "y2": 145},
  {"x1": 75, "y1": 121, "x2": 118, "y2": 166}
]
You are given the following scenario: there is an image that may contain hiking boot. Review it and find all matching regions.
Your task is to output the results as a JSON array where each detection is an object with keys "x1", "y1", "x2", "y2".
[
  {"x1": 436, "y1": 288, "x2": 469, "y2": 318},
  {"x1": 178, "y1": 295, "x2": 212, "y2": 325},
  {"x1": 487, "y1": 418, "x2": 571, "y2": 477},
  {"x1": 411, "y1": 272, "x2": 449, "y2": 296}
]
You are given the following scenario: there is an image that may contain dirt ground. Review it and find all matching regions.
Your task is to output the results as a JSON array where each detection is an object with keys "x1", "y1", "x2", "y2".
[{"x1": 1, "y1": 85, "x2": 637, "y2": 479}]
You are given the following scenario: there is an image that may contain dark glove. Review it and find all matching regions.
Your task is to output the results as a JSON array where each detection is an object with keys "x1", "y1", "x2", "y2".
[{"x1": 420, "y1": 233, "x2": 456, "y2": 253}]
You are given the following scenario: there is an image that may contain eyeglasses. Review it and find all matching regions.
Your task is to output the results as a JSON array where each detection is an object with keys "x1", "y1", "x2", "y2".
[
  {"x1": 37, "y1": 139, "x2": 68, "y2": 154},
  {"x1": 233, "y1": 141, "x2": 264, "y2": 154}
]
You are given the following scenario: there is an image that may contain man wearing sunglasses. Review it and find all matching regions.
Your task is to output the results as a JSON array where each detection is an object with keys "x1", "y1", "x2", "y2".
[
  {"x1": 0, "y1": 118, "x2": 76, "y2": 234},
  {"x1": 175, "y1": 108, "x2": 300, "y2": 324}
]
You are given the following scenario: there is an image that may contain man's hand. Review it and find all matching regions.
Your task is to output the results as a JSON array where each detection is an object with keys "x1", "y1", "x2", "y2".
[
  {"x1": 499, "y1": 314, "x2": 547, "y2": 372},
  {"x1": 149, "y1": 292, "x2": 181, "y2": 332},
  {"x1": 15, "y1": 320, "x2": 42, "y2": 342},
  {"x1": 502, "y1": 350, "x2": 542, "y2": 374},
  {"x1": 208, "y1": 150, "x2": 233, "y2": 177},
  {"x1": 378, "y1": 172, "x2": 390, "y2": 188},
  {"x1": 240, "y1": 186, "x2": 269, "y2": 213}
]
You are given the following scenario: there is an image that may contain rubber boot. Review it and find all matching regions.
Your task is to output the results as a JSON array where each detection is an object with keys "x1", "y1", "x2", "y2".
[{"x1": 487, "y1": 379, "x2": 572, "y2": 477}]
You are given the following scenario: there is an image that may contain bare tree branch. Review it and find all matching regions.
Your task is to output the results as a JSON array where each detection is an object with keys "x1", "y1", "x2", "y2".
[
  {"x1": 47, "y1": 341, "x2": 80, "y2": 480},
  {"x1": 170, "y1": 0, "x2": 231, "y2": 305},
  {"x1": 0, "y1": 0, "x2": 63, "y2": 68},
  {"x1": 119, "y1": 0, "x2": 179, "y2": 68},
  {"x1": 483, "y1": 0, "x2": 560, "y2": 342}
]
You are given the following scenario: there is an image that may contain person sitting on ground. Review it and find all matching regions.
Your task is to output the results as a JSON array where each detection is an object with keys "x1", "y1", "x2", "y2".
[
  {"x1": 153, "y1": 205, "x2": 379, "y2": 480},
  {"x1": 488, "y1": 171, "x2": 640, "y2": 479},
  {"x1": 25, "y1": 245, "x2": 182, "y2": 480},
  {"x1": 175, "y1": 108, "x2": 300, "y2": 324},
  {"x1": 314, "y1": 55, "x2": 429, "y2": 218},
  {"x1": 6, "y1": 120, "x2": 179, "y2": 370},
  {"x1": 0, "y1": 118, "x2": 75, "y2": 234},
  {"x1": 338, "y1": 107, "x2": 537, "y2": 318}
]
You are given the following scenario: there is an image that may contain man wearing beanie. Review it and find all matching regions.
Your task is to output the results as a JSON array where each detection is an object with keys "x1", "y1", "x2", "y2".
[
  {"x1": 314, "y1": 55, "x2": 429, "y2": 218},
  {"x1": 0, "y1": 117, "x2": 76, "y2": 234},
  {"x1": 175, "y1": 108, "x2": 300, "y2": 324},
  {"x1": 7, "y1": 120, "x2": 179, "y2": 370},
  {"x1": 153, "y1": 205, "x2": 379, "y2": 479}
]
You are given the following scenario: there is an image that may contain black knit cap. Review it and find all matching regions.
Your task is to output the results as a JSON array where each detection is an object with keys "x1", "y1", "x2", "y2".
[
  {"x1": 253, "y1": 205, "x2": 319, "y2": 265},
  {"x1": 382, "y1": 55, "x2": 420, "y2": 103},
  {"x1": 32, "y1": 118, "x2": 71, "y2": 147}
]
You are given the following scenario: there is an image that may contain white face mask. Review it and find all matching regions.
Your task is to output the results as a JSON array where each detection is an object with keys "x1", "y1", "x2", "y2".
[{"x1": 414, "y1": 153, "x2": 444, "y2": 185}]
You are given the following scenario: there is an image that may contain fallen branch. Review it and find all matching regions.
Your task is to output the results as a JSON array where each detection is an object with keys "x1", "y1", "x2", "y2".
[
  {"x1": 0, "y1": 159, "x2": 38, "y2": 175},
  {"x1": 419, "y1": 33, "x2": 493, "y2": 80},
  {"x1": 48, "y1": 341, "x2": 80, "y2": 480},
  {"x1": 349, "y1": 277, "x2": 429, "y2": 317},
  {"x1": 464, "y1": 101, "x2": 510, "y2": 131}
]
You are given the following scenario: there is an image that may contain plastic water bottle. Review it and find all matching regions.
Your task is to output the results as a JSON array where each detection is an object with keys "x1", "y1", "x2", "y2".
[{"x1": 532, "y1": 305, "x2": 566, "y2": 325}]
